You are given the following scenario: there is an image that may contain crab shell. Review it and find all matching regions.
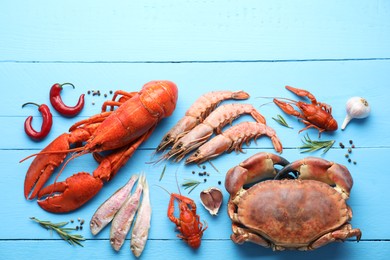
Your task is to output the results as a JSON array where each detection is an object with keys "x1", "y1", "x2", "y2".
[{"x1": 226, "y1": 152, "x2": 361, "y2": 251}]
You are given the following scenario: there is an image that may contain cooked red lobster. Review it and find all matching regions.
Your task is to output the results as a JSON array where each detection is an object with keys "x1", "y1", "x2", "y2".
[{"x1": 22, "y1": 80, "x2": 178, "y2": 213}]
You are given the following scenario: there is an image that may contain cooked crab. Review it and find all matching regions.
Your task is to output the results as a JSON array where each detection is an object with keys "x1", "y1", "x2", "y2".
[{"x1": 225, "y1": 152, "x2": 361, "y2": 251}]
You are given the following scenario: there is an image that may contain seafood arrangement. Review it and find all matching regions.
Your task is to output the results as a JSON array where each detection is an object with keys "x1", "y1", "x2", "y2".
[
  {"x1": 225, "y1": 152, "x2": 361, "y2": 250},
  {"x1": 22, "y1": 80, "x2": 178, "y2": 213},
  {"x1": 157, "y1": 91, "x2": 283, "y2": 163},
  {"x1": 21, "y1": 83, "x2": 366, "y2": 255}
]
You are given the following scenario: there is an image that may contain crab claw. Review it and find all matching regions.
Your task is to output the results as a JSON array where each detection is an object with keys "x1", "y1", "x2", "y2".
[
  {"x1": 225, "y1": 152, "x2": 289, "y2": 197},
  {"x1": 275, "y1": 157, "x2": 353, "y2": 199},
  {"x1": 37, "y1": 172, "x2": 103, "y2": 213},
  {"x1": 24, "y1": 133, "x2": 70, "y2": 200}
]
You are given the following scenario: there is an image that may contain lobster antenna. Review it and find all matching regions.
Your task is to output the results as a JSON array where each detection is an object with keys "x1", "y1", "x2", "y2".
[
  {"x1": 257, "y1": 96, "x2": 297, "y2": 104},
  {"x1": 53, "y1": 149, "x2": 88, "y2": 184},
  {"x1": 174, "y1": 167, "x2": 181, "y2": 196},
  {"x1": 154, "y1": 184, "x2": 171, "y2": 196},
  {"x1": 19, "y1": 146, "x2": 84, "y2": 163},
  {"x1": 258, "y1": 101, "x2": 274, "y2": 108}
]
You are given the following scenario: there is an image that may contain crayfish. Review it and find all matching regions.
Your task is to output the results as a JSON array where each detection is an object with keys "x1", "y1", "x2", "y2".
[
  {"x1": 272, "y1": 86, "x2": 338, "y2": 136},
  {"x1": 22, "y1": 80, "x2": 178, "y2": 213},
  {"x1": 167, "y1": 193, "x2": 208, "y2": 249}
]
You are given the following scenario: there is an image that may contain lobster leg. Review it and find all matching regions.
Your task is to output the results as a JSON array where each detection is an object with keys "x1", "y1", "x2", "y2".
[{"x1": 36, "y1": 127, "x2": 156, "y2": 213}]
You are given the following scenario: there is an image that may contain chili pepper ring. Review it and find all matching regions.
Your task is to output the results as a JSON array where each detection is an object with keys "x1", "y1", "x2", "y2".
[
  {"x1": 50, "y1": 83, "x2": 85, "y2": 117},
  {"x1": 22, "y1": 102, "x2": 53, "y2": 140}
]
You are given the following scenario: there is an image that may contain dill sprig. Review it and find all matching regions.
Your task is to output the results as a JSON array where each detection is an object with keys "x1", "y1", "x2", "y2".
[
  {"x1": 159, "y1": 164, "x2": 167, "y2": 181},
  {"x1": 299, "y1": 134, "x2": 335, "y2": 154},
  {"x1": 30, "y1": 217, "x2": 85, "y2": 247},
  {"x1": 181, "y1": 179, "x2": 201, "y2": 194},
  {"x1": 272, "y1": 114, "x2": 293, "y2": 129}
]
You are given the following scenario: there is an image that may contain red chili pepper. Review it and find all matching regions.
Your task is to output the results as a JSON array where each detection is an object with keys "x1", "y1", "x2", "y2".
[
  {"x1": 22, "y1": 102, "x2": 53, "y2": 141},
  {"x1": 50, "y1": 83, "x2": 85, "y2": 117}
]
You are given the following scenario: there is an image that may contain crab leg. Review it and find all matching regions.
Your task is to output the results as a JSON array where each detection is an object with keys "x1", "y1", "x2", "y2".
[
  {"x1": 225, "y1": 152, "x2": 289, "y2": 197},
  {"x1": 275, "y1": 157, "x2": 353, "y2": 199}
]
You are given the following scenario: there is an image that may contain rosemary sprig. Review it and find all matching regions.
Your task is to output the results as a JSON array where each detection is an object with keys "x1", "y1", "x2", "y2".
[
  {"x1": 159, "y1": 164, "x2": 167, "y2": 181},
  {"x1": 181, "y1": 179, "x2": 201, "y2": 194},
  {"x1": 299, "y1": 134, "x2": 335, "y2": 154},
  {"x1": 272, "y1": 114, "x2": 293, "y2": 129},
  {"x1": 30, "y1": 217, "x2": 85, "y2": 247}
]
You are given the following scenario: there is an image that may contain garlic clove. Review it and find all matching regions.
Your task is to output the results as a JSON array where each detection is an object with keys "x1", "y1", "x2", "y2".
[
  {"x1": 200, "y1": 187, "x2": 223, "y2": 216},
  {"x1": 341, "y1": 97, "x2": 370, "y2": 130}
]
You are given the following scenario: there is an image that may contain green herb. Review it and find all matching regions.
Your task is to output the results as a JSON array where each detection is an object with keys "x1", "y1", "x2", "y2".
[
  {"x1": 181, "y1": 179, "x2": 201, "y2": 194},
  {"x1": 299, "y1": 134, "x2": 335, "y2": 154},
  {"x1": 272, "y1": 114, "x2": 293, "y2": 128},
  {"x1": 30, "y1": 217, "x2": 85, "y2": 247},
  {"x1": 159, "y1": 164, "x2": 167, "y2": 181}
]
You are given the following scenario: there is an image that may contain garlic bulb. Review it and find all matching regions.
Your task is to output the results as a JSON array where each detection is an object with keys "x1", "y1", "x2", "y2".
[
  {"x1": 200, "y1": 187, "x2": 223, "y2": 216},
  {"x1": 341, "y1": 97, "x2": 370, "y2": 130}
]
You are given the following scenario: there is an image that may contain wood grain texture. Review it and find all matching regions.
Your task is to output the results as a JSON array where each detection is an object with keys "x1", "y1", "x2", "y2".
[
  {"x1": 0, "y1": 0, "x2": 389, "y2": 61},
  {"x1": 1, "y1": 0, "x2": 389, "y2": 259}
]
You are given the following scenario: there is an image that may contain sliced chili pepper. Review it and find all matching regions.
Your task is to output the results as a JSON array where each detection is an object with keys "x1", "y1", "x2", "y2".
[
  {"x1": 22, "y1": 102, "x2": 53, "y2": 141},
  {"x1": 50, "y1": 83, "x2": 85, "y2": 117}
]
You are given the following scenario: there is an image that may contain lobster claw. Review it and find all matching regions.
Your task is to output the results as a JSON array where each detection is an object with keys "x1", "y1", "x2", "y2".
[
  {"x1": 24, "y1": 133, "x2": 70, "y2": 200},
  {"x1": 37, "y1": 172, "x2": 103, "y2": 213}
]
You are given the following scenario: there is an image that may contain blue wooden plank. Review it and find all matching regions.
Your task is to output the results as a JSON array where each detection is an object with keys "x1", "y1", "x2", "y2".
[
  {"x1": 0, "y1": 240, "x2": 388, "y2": 260},
  {"x1": 4, "y1": 147, "x2": 390, "y2": 241},
  {"x1": 1, "y1": 0, "x2": 390, "y2": 259},
  {"x1": 0, "y1": 61, "x2": 388, "y2": 149},
  {"x1": 0, "y1": 0, "x2": 389, "y2": 61}
]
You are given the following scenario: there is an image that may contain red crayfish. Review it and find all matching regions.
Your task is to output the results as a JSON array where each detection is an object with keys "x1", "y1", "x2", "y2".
[
  {"x1": 22, "y1": 80, "x2": 178, "y2": 213},
  {"x1": 272, "y1": 86, "x2": 338, "y2": 136},
  {"x1": 167, "y1": 193, "x2": 208, "y2": 249}
]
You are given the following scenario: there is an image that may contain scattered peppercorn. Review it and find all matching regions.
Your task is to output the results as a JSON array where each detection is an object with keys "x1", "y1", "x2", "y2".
[
  {"x1": 104, "y1": 94, "x2": 107, "y2": 98},
  {"x1": 352, "y1": 144, "x2": 355, "y2": 148},
  {"x1": 202, "y1": 165, "x2": 206, "y2": 170},
  {"x1": 87, "y1": 90, "x2": 91, "y2": 95},
  {"x1": 339, "y1": 142, "x2": 345, "y2": 149},
  {"x1": 349, "y1": 140, "x2": 353, "y2": 145},
  {"x1": 353, "y1": 161, "x2": 357, "y2": 165},
  {"x1": 70, "y1": 219, "x2": 74, "y2": 223},
  {"x1": 92, "y1": 102, "x2": 95, "y2": 105},
  {"x1": 75, "y1": 226, "x2": 79, "y2": 230},
  {"x1": 204, "y1": 179, "x2": 207, "y2": 182},
  {"x1": 345, "y1": 154, "x2": 349, "y2": 158},
  {"x1": 110, "y1": 90, "x2": 113, "y2": 94},
  {"x1": 218, "y1": 181, "x2": 221, "y2": 185},
  {"x1": 192, "y1": 171, "x2": 195, "y2": 174},
  {"x1": 348, "y1": 159, "x2": 352, "y2": 163},
  {"x1": 80, "y1": 226, "x2": 83, "y2": 230},
  {"x1": 80, "y1": 219, "x2": 85, "y2": 225},
  {"x1": 348, "y1": 148, "x2": 352, "y2": 153}
]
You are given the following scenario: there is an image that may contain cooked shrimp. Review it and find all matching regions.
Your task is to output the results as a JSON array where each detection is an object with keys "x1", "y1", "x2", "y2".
[
  {"x1": 156, "y1": 90, "x2": 249, "y2": 151},
  {"x1": 167, "y1": 103, "x2": 266, "y2": 161},
  {"x1": 185, "y1": 122, "x2": 283, "y2": 164}
]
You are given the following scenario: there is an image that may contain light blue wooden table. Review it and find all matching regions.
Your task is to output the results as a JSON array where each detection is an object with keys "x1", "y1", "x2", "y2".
[{"x1": 1, "y1": 1, "x2": 389, "y2": 259}]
